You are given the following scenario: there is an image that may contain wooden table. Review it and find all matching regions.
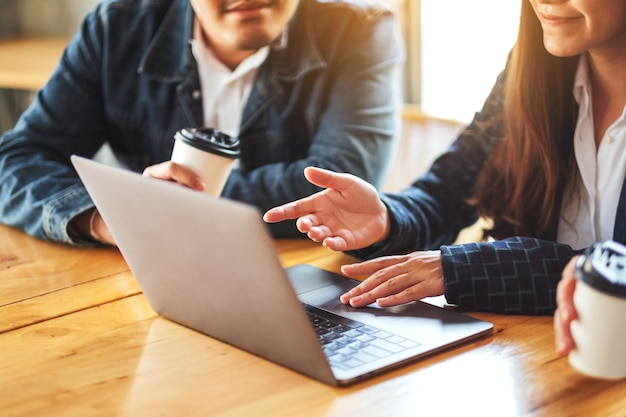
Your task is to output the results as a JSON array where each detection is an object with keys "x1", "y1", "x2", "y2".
[
  {"x1": 0, "y1": 36, "x2": 71, "y2": 91},
  {"x1": 1, "y1": 223, "x2": 624, "y2": 417}
]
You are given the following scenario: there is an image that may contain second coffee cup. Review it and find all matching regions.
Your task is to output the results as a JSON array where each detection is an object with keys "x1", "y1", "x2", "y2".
[
  {"x1": 170, "y1": 128, "x2": 240, "y2": 196},
  {"x1": 569, "y1": 241, "x2": 626, "y2": 380}
]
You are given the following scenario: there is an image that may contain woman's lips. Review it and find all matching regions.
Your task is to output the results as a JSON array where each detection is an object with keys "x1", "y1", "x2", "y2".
[{"x1": 538, "y1": 12, "x2": 580, "y2": 26}]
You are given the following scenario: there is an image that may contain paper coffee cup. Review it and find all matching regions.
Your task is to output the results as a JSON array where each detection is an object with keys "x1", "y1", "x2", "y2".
[
  {"x1": 568, "y1": 243, "x2": 626, "y2": 380},
  {"x1": 171, "y1": 128, "x2": 240, "y2": 196}
]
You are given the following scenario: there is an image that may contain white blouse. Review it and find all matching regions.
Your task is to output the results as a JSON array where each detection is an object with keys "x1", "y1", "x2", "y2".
[{"x1": 557, "y1": 54, "x2": 626, "y2": 250}]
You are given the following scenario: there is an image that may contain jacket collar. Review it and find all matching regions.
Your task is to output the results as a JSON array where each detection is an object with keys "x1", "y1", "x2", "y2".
[
  {"x1": 138, "y1": 0, "x2": 194, "y2": 82},
  {"x1": 266, "y1": 0, "x2": 327, "y2": 80},
  {"x1": 137, "y1": 0, "x2": 327, "y2": 83}
]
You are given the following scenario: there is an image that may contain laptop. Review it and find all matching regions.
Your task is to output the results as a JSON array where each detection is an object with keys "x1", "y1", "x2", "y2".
[{"x1": 71, "y1": 155, "x2": 493, "y2": 386}]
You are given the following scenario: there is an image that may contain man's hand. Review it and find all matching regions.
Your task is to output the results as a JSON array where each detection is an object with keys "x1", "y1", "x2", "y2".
[
  {"x1": 142, "y1": 161, "x2": 205, "y2": 191},
  {"x1": 70, "y1": 208, "x2": 116, "y2": 246}
]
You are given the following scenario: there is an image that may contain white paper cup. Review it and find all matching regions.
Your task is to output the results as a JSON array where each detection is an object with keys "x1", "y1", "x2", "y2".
[
  {"x1": 170, "y1": 128, "x2": 240, "y2": 196},
  {"x1": 568, "y1": 242, "x2": 626, "y2": 380}
]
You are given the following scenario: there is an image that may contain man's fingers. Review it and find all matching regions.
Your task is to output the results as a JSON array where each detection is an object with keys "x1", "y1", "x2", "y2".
[{"x1": 143, "y1": 162, "x2": 204, "y2": 190}]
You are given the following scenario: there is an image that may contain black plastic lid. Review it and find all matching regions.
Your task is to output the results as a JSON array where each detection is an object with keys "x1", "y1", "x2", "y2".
[
  {"x1": 174, "y1": 128, "x2": 240, "y2": 159},
  {"x1": 575, "y1": 241, "x2": 626, "y2": 298}
]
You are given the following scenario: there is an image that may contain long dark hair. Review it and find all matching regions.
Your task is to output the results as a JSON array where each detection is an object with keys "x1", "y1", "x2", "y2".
[{"x1": 473, "y1": 1, "x2": 579, "y2": 239}]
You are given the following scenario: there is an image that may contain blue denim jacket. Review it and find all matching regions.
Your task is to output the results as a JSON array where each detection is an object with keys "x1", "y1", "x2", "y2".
[{"x1": 0, "y1": 0, "x2": 404, "y2": 244}]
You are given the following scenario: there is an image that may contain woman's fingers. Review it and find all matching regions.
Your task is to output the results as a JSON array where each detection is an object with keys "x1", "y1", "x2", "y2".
[
  {"x1": 264, "y1": 198, "x2": 317, "y2": 223},
  {"x1": 339, "y1": 252, "x2": 444, "y2": 308},
  {"x1": 555, "y1": 257, "x2": 579, "y2": 356},
  {"x1": 264, "y1": 168, "x2": 362, "y2": 223},
  {"x1": 303, "y1": 166, "x2": 356, "y2": 190}
]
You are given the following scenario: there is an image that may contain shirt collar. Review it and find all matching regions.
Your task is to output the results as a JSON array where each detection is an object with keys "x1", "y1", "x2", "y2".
[
  {"x1": 573, "y1": 53, "x2": 590, "y2": 107},
  {"x1": 138, "y1": 0, "x2": 194, "y2": 82}
]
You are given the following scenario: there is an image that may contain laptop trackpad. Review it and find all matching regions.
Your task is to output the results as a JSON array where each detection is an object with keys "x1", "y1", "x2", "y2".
[{"x1": 286, "y1": 264, "x2": 357, "y2": 295}]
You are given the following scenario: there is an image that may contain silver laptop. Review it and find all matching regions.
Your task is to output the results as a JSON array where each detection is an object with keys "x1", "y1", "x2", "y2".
[{"x1": 71, "y1": 155, "x2": 493, "y2": 386}]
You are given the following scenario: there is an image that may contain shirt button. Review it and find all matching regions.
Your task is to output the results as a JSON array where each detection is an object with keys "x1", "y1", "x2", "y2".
[{"x1": 192, "y1": 90, "x2": 201, "y2": 100}]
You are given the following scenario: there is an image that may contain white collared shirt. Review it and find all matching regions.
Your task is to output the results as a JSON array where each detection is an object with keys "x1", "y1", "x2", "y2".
[
  {"x1": 191, "y1": 20, "x2": 269, "y2": 138},
  {"x1": 557, "y1": 54, "x2": 626, "y2": 250}
]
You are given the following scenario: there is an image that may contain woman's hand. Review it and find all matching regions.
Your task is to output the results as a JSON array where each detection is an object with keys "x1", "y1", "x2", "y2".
[
  {"x1": 339, "y1": 250, "x2": 445, "y2": 308},
  {"x1": 263, "y1": 166, "x2": 390, "y2": 251},
  {"x1": 555, "y1": 255, "x2": 579, "y2": 356},
  {"x1": 142, "y1": 161, "x2": 205, "y2": 191}
]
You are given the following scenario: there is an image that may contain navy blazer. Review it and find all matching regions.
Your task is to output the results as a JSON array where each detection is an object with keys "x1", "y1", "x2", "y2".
[{"x1": 351, "y1": 71, "x2": 626, "y2": 315}]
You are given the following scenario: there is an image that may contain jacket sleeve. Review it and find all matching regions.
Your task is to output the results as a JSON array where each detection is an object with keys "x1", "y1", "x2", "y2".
[
  {"x1": 0, "y1": 8, "x2": 106, "y2": 244},
  {"x1": 441, "y1": 237, "x2": 578, "y2": 315}
]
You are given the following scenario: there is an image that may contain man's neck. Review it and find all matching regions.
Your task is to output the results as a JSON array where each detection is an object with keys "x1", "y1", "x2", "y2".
[{"x1": 197, "y1": 26, "x2": 255, "y2": 71}]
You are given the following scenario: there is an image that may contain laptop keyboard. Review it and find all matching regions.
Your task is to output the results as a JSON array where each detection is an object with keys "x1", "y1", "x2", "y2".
[{"x1": 304, "y1": 304, "x2": 421, "y2": 371}]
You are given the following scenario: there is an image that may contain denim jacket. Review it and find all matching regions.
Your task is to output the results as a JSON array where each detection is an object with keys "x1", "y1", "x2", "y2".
[
  {"x1": 0, "y1": 0, "x2": 404, "y2": 243},
  {"x1": 351, "y1": 70, "x2": 626, "y2": 315}
]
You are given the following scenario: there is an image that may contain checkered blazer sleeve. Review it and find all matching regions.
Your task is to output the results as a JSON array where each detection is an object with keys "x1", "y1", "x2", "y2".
[{"x1": 441, "y1": 237, "x2": 577, "y2": 315}]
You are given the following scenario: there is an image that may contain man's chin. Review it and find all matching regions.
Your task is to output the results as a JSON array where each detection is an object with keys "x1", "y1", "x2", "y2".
[{"x1": 234, "y1": 30, "x2": 278, "y2": 50}]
